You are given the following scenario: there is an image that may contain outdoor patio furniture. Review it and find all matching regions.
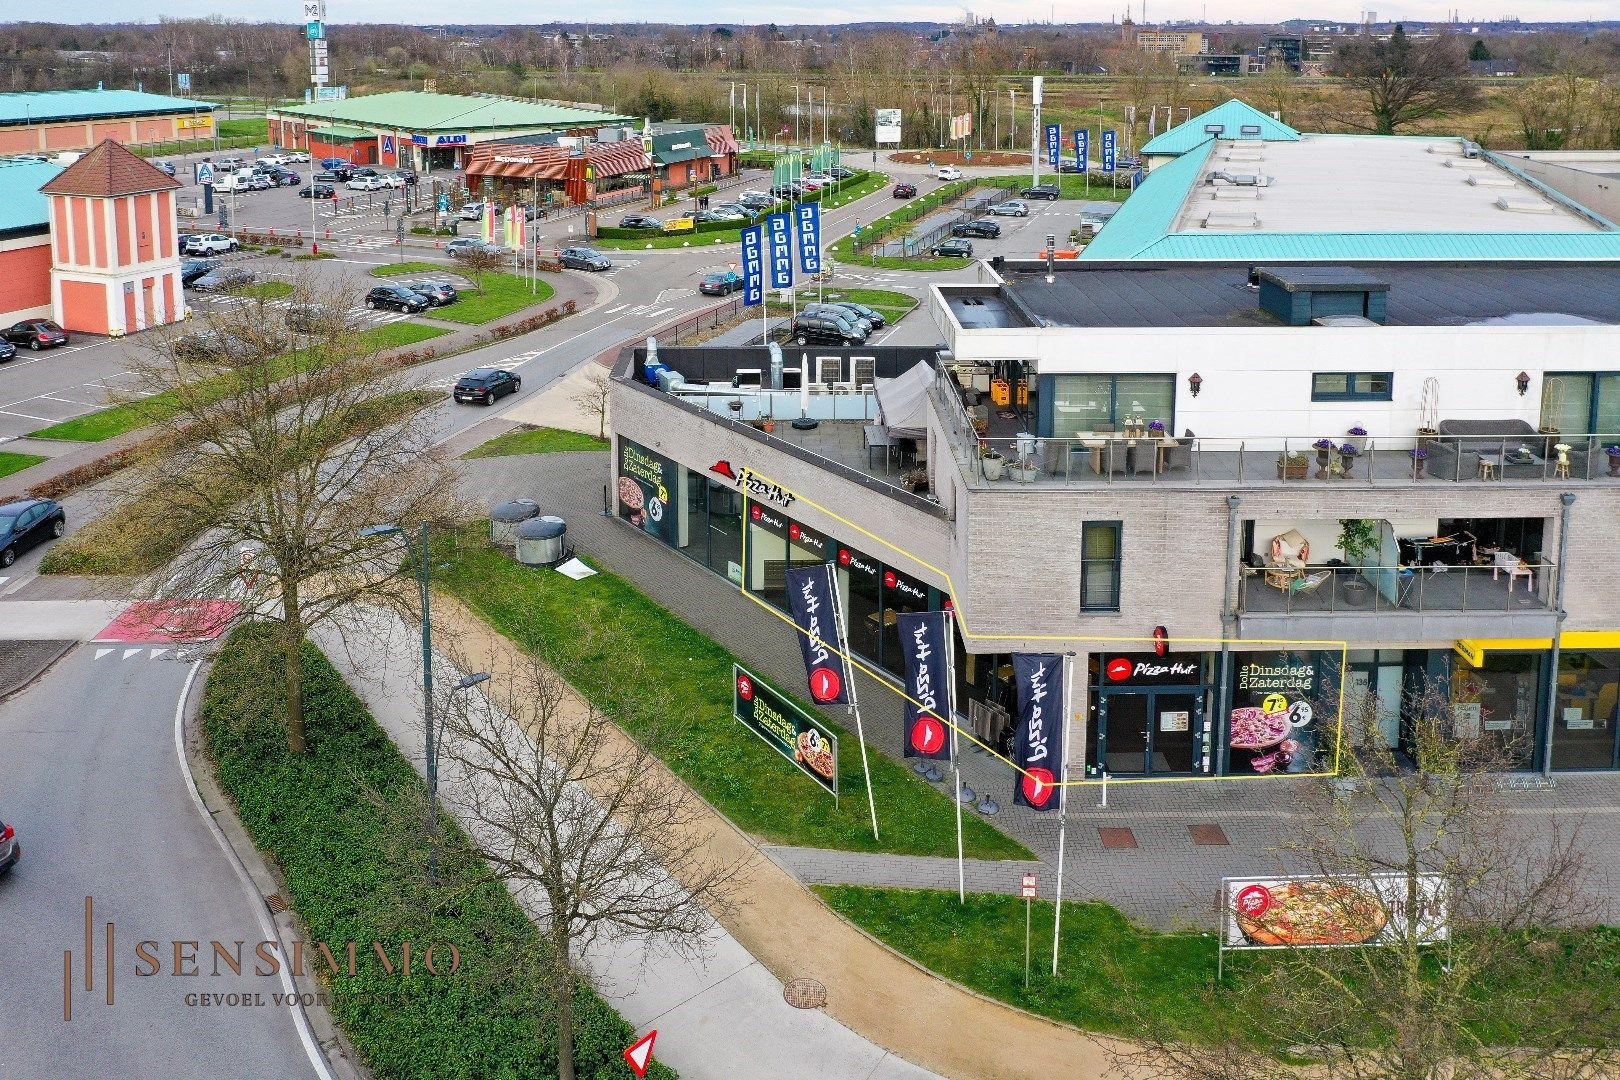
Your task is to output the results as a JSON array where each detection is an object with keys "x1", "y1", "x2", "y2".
[
  {"x1": 1477, "y1": 454, "x2": 1497, "y2": 480},
  {"x1": 1268, "y1": 528, "x2": 1311, "y2": 577},
  {"x1": 1492, "y1": 550, "x2": 1534, "y2": 591},
  {"x1": 1265, "y1": 565, "x2": 1305, "y2": 589},
  {"x1": 864, "y1": 424, "x2": 898, "y2": 472},
  {"x1": 1289, "y1": 570, "x2": 1331, "y2": 596},
  {"x1": 1428, "y1": 419, "x2": 1541, "y2": 480},
  {"x1": 1131, "y1": 441, "x2": 1159, "y2": 476}
]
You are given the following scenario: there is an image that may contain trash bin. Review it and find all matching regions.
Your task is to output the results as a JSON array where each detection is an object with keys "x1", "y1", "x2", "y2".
[
  {"x1": 515, "y1": 517, "x2": 568, "y2": 567},
  {"x1": 490, "y1": 499, "x2": 540, "y2": 547}
]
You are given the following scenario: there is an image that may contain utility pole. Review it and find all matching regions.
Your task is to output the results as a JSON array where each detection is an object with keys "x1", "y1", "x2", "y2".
[{"x1": 166, "y1": 42, "x2": 174, "y2": 97}]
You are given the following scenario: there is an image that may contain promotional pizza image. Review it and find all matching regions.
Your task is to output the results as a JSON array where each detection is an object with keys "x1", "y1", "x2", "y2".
[
  {"x1": 795, "y1": 729, "x2": 836, "y2": 781},
  {"x1": 1229, "y1": 706, "x2": 1292, "y2": 750},
  {"x1": 1233, "y1": 879, "x2": 1389, "y2": 947}
]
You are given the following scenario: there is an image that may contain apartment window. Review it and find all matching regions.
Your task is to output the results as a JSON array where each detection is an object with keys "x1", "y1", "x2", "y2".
[
  {"x1": 1081, "y1": 522, "x2": 1122, "y2": 612},
  {"x1": 1542, "y1": 372, "x2": 1620, "y2": 446},
  {"x1": 1049, "y1": 374, "x2": 1175, "y2": 438},
  {"x1": 1312, "y1": 372, "x2": 1392, "y2": 402}
]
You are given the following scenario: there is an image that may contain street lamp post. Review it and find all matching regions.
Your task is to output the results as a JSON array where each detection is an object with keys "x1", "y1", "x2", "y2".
[{"x1": 360, "y1": 522, "x2": 489, "y2": 885}]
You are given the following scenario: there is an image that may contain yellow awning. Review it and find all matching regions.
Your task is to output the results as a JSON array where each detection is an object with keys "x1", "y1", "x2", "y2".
[{"x1": 1454, "y1": 632, "x2": 1620, "y2": 667}]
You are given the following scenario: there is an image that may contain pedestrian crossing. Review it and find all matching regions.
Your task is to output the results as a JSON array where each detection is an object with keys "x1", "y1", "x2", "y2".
[
  {"x1": 423, "y1": 349, "x2": 545, "y2": 391},
  {"x1": 91, "y1": 645, "x2": 205, "y2": 661},
  {"x1": 185, "y1": 292, "x2": 414, "y2": 328}
]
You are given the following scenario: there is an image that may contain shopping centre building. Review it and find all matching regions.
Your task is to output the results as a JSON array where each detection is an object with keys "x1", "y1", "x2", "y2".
[
  {"x1": 0, "y1": 88, "x2": 217, "y2": 156},
  {"x1": 606, "y1": 104, "x2": 1620, "y2": 781}
]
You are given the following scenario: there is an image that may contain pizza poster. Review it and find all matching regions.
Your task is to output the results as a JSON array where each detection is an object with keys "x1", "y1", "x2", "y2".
[
  {"x1": 1222, "y1": 873, "x2": 1448, "y2": 950},
  {"x1": 617, "y1": 438, "x2": 675, "y2": 544},
  {"x1": 732, "y1": 664, "x2": 839, "y2": 797},
  {"x1": 1228, "y1": 651, "x2": 1336, "y2": 775}
]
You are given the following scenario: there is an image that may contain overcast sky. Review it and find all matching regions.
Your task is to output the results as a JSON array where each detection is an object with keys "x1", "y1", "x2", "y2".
[{"x1": 19, "y1": 0, "x2": 1611, "y2": 25}]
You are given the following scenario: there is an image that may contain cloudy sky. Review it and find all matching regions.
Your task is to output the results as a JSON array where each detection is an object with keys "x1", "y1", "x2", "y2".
[{"x1": 20, "y1": 0, "x2": 1606, "y2": 24}]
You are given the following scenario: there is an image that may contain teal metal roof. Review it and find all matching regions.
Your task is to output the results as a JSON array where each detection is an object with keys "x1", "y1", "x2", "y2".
[
  {"x1": 1141, "y1": 100, "x2": 1299, "y2": 157},
  {"x1": 275, "y1": 91, "x2": 630, "y2": 133},
  {"x1": 0, "y1": 89, "x2": 216, "y2": 127},
  {"x1": 1080, "y1": 140, "x2": 1216, "y2": 260},
  {"x1": 1119, "y1": 232, "x2": 1620, "y2": 262},
  {"x1": 0, "y1": 158, "x2": 63, "y2": 237}
]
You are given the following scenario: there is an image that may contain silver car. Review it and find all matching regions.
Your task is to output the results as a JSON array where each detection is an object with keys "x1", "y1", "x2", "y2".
[{"x1": 987, "y1": 200, "x2": 1030, "y2": 217}]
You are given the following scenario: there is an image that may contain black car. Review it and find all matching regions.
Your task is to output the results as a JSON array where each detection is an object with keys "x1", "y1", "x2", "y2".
[
  {"x1": 952, "y1": 218, "x2": 1001, "y2": 239},
  {"x1": 172, "y1": 329, "x2": 252, "y2": 362},
  {"x1": 558, "y1": 247, "x2": 612, "y2": 271},
  {"x1": 804, "y1": 303, "x2": 874, "y2": 334},
  {"x1": 299, "y1": 184, "x2": 336, "y2": 199},
  {"x1": 789, "y1": 312, "x2": 866, "y2": 347},
  {"x1": 932, "y1": 238, "x2": 974, "y2": 258},
  {"x1": 892, "y1": 183, "x2": 918, "y2": 198},
  {"x1": 269, "y1": 168, "x2": 301, "y2": 186},
  {"x1": 699, "y1": 271, "x2": 743, "y2": 296},
  {"x1": 453, "y1": 368, "x2": 521, "y2": 405},
  {"x1": 0, "y1": 497, "x2": 66, "y2": 568},
  {"x1": 830, "y1": 300, "x2": 886, "y2": 329},
  {"x1": 829, "y1": 166, "x2": 856, "y2": 179},
  {"x1": 3, "y1": 319, "x2": 68, "y2": 350},
  {"x1": 402, "y1": 281, "x2": 458, "y2": 306},
  {"x1": 189, "y1": 267, "x2": 256, "y2": 292},
  {"x1": 1021, "y1": 183, "x2": 1061, "y2": 200},
  {"x1": 313, "y1": 171, "x2": 343, "y2": 184},
  {"x1": 0, "y1": 340, "x2": 15, "y2": 363},
  {"x1": 618, "y1": 215, "x2": 662, "y2": 230},
  {"x1": 738, "y1": 193, "x2": 776, "y2": 209},
  {"x1": 364, "y1": 285, "x2": 427, "y2": 313},
  {"x1": 350, "y1": 167, "x2": 379, "y2": 179},
  {"x1": 180, "y1": 259, "x2": 219, "y2": 286}
]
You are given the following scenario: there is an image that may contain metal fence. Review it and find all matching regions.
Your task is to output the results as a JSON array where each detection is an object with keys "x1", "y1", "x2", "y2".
[
  {"x1": 858, "y1": 185, "x2": 1013, "y2": 259},
  {"x1": 1240, "y1": 561, "x2": 1554, "y2": 615}
]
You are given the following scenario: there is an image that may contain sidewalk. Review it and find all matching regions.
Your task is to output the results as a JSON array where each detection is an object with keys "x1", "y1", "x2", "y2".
[{"x1": 322, "y1": 607, "x2": 1125, "y2": 1080}]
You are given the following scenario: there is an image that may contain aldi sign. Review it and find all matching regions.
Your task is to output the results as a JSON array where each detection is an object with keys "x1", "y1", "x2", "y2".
[{"x1": 733, "y1": 664, "x2": 839, "y2": 797}]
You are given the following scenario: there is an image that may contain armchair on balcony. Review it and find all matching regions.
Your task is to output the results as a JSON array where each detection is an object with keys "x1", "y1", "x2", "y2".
[{"x1": 1265, "y1": 529, "x2": 1311, "y2": 589}]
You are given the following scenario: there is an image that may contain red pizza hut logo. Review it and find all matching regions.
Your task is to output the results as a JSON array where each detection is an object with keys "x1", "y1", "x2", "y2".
[
  {"x1": 711, "y1": 460, "x2": 738, "y2": 480},
  {"x1": 838, "y1": 548, "x2": 851, "y2": 566},
  {"x1": 750, "y1": 505, "x2": 763, "y2": 521},
  {"x1": 883, "y1": 570, "x2": 897, "y2": 588},
  {"x1": 910, "y1": 716, "x2": 946, "y2": 755},
  {"x1": 1235, "y1": 884, "x2": 1272, "y2": 918},
  {"x1": 789, "y1": 523, "x2": 801, "y2": 540},
  {"x1": 809, "y1": 666, "x2": 843, "y2": 703},
  {"x1": 1021, "y1": 767, "x2": 1057, "y2": 809},
  {"x1": 1106, "y1": 658, "x2": 1134, "y2": 682},
  {"x1": 736, "y1": 674, "x2": 754, "y2": 701},
  {"x1": 711, "y1": 460, "x2": 796, "y2": 509}
]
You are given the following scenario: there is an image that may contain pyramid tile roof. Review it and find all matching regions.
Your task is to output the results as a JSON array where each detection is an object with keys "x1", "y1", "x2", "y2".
[{"x1": 40, "y1": 139, "x2": 180, "y2": 199}]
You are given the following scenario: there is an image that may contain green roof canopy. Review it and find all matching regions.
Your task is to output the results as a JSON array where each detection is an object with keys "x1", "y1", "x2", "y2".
[
  {"x1": 0, "y1": 88, "x2": 218, "y2": 127},
  {"x1": 1141, "y1": 99, "x2": 1300, "y2": 157},
  {"x1": 310, "y1": 125, "x2": 371, "y2": 141}
]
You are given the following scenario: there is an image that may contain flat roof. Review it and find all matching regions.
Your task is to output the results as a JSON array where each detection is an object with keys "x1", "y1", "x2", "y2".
[
  {"x1": 0, "y1": 89, "x2": 217, "y2": 127},
  {"x1": 974, "y1": 264, "x2": 1620, "y2": 329},
  {"x1": 0, "y1": 158, "x2": 64, "y2": 237},
  {"x1": 274, "y1": 91, "x2": 631, "y2": 134}
]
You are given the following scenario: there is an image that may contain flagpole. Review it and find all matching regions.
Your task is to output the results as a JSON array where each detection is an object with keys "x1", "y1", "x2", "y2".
[
  {"x1": 1051, "y1": 650, "x2": 1075, "y2": 976},
  {"x1": 947, "y1": 612, "x2": 964, "y2": 904},
  {"x1": 828, "y1": 566, "x2": 879, "y2": 840}
]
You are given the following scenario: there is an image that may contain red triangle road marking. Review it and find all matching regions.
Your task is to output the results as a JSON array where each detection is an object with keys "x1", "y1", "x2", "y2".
[{"x1": 624, "y1": 1030, "x2": 657, "y2": 1077}]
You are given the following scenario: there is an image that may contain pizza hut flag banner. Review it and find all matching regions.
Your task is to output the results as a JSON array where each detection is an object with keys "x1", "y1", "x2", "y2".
[
  {"x1": 1011, "y1": 654, "x2": 1064, "y2": 811},
  {"x1": 783, "y1": 564, "x2": 850, "y2": 706},
  {"x1": 1221, "y1": 873, "x2": 1448, "y2": 951},
  {"x1": 897, "y1": 611, "x2": 953, "y2": 761}
]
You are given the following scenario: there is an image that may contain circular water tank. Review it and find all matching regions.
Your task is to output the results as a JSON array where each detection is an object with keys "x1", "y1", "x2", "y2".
[
  {"x1": 490, "y1": 499, "x2": 540, "y2": 547},
  {"x1": 515, "y1": 516, "x2": 567, "y2": 567}
]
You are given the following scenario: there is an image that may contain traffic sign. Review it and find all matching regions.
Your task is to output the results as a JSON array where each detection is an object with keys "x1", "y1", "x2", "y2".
[
  {"x1": 623, "y1": 1031, "x2": 657, "y2": 1078},
  {"x1": 1021, "y1": 872, "x2": 1039, "y2": 899}
]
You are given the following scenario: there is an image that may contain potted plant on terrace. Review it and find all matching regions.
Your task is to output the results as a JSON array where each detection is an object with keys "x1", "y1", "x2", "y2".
[
  {"x1": 1345, "y1": 426, "x2": 1369, "y2": 454},
  {"x1": 1277, "y1": 450, "x2": 1310, "y2": 481},
  {"x1": 1410, "y1": 446, "x2": 1430, "y2": 478},
  {"x1": 980, "y1": 446, "x2": 1005, "y2": 481},
  {"x1": 1313, "y1": 438, "x2": 1335, "y2": 478},
  {"x1": 1338, "y1": 442, "x2": 1360, "y2": 478},
  {"x1": 1607, "y1": 445, "x2": 1620, "y2": 477},
  {"x1": 1337, "y1": 518, "x2": 1379, "y2": 606}
]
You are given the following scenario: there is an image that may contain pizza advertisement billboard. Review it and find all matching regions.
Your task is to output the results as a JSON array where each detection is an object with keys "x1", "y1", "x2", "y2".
[
  {"x1": 1227, "y1": 650, "x2": 1340, "y2": 775},
  {"x1": 616, "y1": 438, "x2": 676, "y2": 545},
  {"x1": 1221, "y1": 873, "x2": 1448, "y2": 951},
  {"x1": 732, "y1": 664, "x2": 839, "y2": 797}
]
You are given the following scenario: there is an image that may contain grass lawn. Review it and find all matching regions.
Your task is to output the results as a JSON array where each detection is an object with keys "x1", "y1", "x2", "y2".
[
  {"x1": 370, "y1": 265, "x2": 554, "y2": 325},
  {"x1": 438, "y1": 535, "x2": 1031, "y2": 861},
  {"x1": 217, "y1": 118, "x2": 269, "y2": 141},
  {"x1": 0, "y1": 451, "x2": 47, "y2": 479},
  {"x1": 814, "y1": 286, "x2": 918, "y2": 325},
  {"x1": 370, "y1": 261, "x2": 445, "y2": 278},
  {"x1": 592, "y1": 173, "x2": 889, "y2": 251},
  {"x1": 462, "y1": 425, "x2": 607, "y2": 458},
  {"x1": 236, "y1": 280, "x2": 293, "y2": 300},
  {"x1": 27, "y1": 323, "x2": 448, "y2": 442}
]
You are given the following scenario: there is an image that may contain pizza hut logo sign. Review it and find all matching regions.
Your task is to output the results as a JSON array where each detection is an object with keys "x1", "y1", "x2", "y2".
[
  {"x1": 1235, "y1": 884, "x2": 1272, "y2": 918},
  {"x1": 710, "y1": 460, "x2": 796, "y2": 509},
  {"x1": 1105, "y1": 658, "x2": 1134, "y2": 682},
  {"x1": 809, "y1": 667, "x2": 842, "y2": 703},
  {"x1": 789, "y1": 523, "x2": 801, "y2": 540},
  {"x1": 1106, "y1": 656, "x2": 1198, "y2": 683},
  {"x1": 838, "y1": 548, "x2": 851, "y2": 566},
  {"x1": 883, "y1": 570, "x2": 897, "y2": 588},
  {"x1": 1021, "y1": 767, "x2": 1056, "y2": 809},
  {"x1": 736, "y1": 674, "x2": 755, "y2": 701},
  {"x1": 910, "y1": 716, "x2": 945, "y2": 755},
  {"x1": 750, "y1": 505, "x2": 763, "y2": 521}
]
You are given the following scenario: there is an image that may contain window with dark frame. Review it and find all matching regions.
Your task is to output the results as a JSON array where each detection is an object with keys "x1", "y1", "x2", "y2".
[
  {"x1": 1081, "y1": 521, "x2": 1122, "y2": 612},
  {"x1": 1312, "y1": 371, "x2": 1393, "y2": 402}
]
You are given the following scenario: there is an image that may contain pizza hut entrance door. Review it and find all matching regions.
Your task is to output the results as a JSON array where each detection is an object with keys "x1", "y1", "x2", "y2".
[{"x1": 1091, "y1": 690, "x2": 1202, "y2": 776}]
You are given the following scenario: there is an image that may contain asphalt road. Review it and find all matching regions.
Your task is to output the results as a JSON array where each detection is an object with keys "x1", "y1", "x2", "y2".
[{"x1": 0, "y1": 647, "x2": 319, "y2": 1079}]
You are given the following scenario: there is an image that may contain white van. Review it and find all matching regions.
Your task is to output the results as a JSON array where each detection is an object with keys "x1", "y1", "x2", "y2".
[{"x1": 213, "y1": 168, "x2": 257, "y2": 193}]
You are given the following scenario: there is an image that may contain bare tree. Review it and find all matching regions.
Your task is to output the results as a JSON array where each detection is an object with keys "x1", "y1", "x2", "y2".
[
  {"x1": 452, "y1": 241, "x2": 506, "y2": 290},
  {"x1": 1109, "y1": 677, "x2": 1619, "y2": 1080},
  {"x1": 435, "y1": 627, "x2": 746, "y2": 1080},
  {"x1": 570, "y1": 365, "x2": 612, "y2": 441},
  {"x1": 1331, "y1": 24, "x2": 1481, "y2": 135},
  {"x1": 105, "y1": 275, "x2": 462, "y2": 753}
]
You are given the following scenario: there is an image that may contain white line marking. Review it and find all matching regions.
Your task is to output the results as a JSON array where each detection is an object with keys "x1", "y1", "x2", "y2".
[
  {"x1": 95, "y1": 648, "x2": 113, "y2": 660},
  {"x1": 150, "y1": 648, "x2": 170, "y2": 660},
  {"x1": 122, "y1": 648, "x2": 142, "y2": 659}
]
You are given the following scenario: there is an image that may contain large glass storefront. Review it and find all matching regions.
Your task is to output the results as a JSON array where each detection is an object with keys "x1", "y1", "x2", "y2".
[
  {"x1": 1552, "y1": 650, "x2": 1619, "y2": 770},
  {"x1": 1449, "y1": 652, "x2": 1541, "y2": 771}
]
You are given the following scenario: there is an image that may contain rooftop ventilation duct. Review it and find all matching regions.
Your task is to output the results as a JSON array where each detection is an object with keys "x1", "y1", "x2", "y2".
[
  {"x1": 1496, "y1": 195, "x2": 1557, "y2": 214},
  {"x1": 1254, "y1": 266, "x2": 1390, "y2": 326}
]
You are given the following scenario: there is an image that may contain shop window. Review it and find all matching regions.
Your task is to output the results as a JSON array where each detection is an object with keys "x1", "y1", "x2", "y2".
[
  {"x1": 1312, "y1": 371, "x2": 1392, "y2": 402},
  {"x1": 705, "y1": 478, "x2": 744, "y2": 585},
  {"x1": 1551, "y1": 650, "x2": 1619, "y2": 771},
  {"x1": 1449, "y1": 653, "x2": 1540, "y2": 771},
  {"x1": 746, "y1": 503, "x2": 790, "y2": 608},
  {"x1": 1081, "y1": 522, "x2": 1121, "y2": 612},
  {"x1": 880, "y1": 567, "x2": 931, "y2": 678},
  {"x1": 837, "y1": 544, "x2": 883, "y2": 665}
]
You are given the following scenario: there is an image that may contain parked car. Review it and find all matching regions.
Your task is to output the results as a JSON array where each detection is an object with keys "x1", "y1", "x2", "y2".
[
  {"x1": 952, "y1": 218, "x2": 1001, "y2": 239},
  {"x1": 460, "y1": 201, "x2": 484, "y2": 220},
  {"x1": 892, "y1": 182, "x2": 918, "y2": 198},
  {"x1": 312, "y1": 171, "x2": 342, "y2": 184},
  {"x1": 446, "y1": 237, "x2": 493, "y2": 257},
  {"x1": 269, "y1": 168, "x2": 302, "y2": 187},
  {"x1": 284, "y1": 150, "x2": 311, "y2": 163},
  {"x1": 931, "y1": 237, "x2": 974, "y2": 258},
  {"x1": 401, "y1": 280, "x2": 458, "y2": 306},
  {"x1": 325, "y1": 165, "x2": 354, "y2": 182},
  {"x1": 692, "y1": 209, "x2": 730, "y2": 224},
  {"x1": 1021, "y1": 183, "x2": 1060, "y2": 200},
  {"x1": 318, "y1": 156, "x2": 347, "y2": 169},
  {"x1": 298, "y1": 184, "x2": 336, "y2": 199},
  {"x1": 937, "y1": 165, "x2": 963, "y2": 181},
  {"x1": 244, "y1": 173, "x2": 273, "y2": 191},
  {"x1": 0, "y1": 340, "x2": 15, "y2": 363},
  {"x1": 986, "y1": 200, "x2": 1030, "y2": 217},
  {"x1": 216, "y1": 156, "x2": 247, "y2": 171},
  {"x1": 346, "y1": 175, "x2": 387, "y2": 191},
  {"x1": 350, "y1": 167, "x2": 379, "y2": 178},
  {"x1": 189, "y1": 266, "x2": 256, "y2": 291},
  {"x1": 453, "y1": 368, "x2": 521, "y2": 405},
  {"x1": 1078, "y1": 208, "x2": 1118, "y2": 230},
  {"x1": 789, "y1": 311, "x2": 866, "y2": 347},
  {"x1": 182, "y1": 233, "x2": 239, "y2": 255},
  {"x1": 179, "y1": 259, "x2": 219, "y2": 286},
  {"x1": 829, "y1": 166, "x2": 856, "y2": 179},
  {"x1": 172, "y1": 329, "x2": 252, "y2": 361},
  {"x1": 738, "y1": 195, "x2": 776, "y2": 211},
  {"x1": 830, "y1": 300, "x2": 886, "y2": 329},
  {"x1": 714, "y1": 203, "x2": 757, "y2": 220},
  {"x1": 3, "y1": 319, "x2": 69, "y2": 350},
  {"x1": 0, "y1": 497, "x2": 66, "y2": 568},
  {"x1": 376, "y1": 173, "x2": 407, "y2": 189},
  {"x1": 769, "y1": 184, "x2": 800, "y2": 200},
  {"x1": 0, "y1": 817, "x2": 18, "y2": 874},
  {"x1": 558, "y1": 247, "x2": 612, "y2": 272},
  {"x1": 618, "y1": 214, "x2": 662, "y2": 230},
  {"x1": 364, "y1": 284, "x2": 427, "y2": 313},
  {"x1": 283, "y1": 303, "x2": 349, "y2": 333},
  {"x1": 698, "y1": 271, "x2": 743, "y2": 295},
  {"x1": 153, "y1": 160, "x2": 177, "y2": 177},
  {"x1": 804, "y1": 303, "x2": 873, "y2": 334},
  {"x1": 392, "y1": 169, "x2": 418, "y2": 186}
]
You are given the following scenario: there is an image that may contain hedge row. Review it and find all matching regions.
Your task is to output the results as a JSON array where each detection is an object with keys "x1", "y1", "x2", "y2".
[{"x1": 202, "y1": 623, "x2": 674, "y2": 1080}]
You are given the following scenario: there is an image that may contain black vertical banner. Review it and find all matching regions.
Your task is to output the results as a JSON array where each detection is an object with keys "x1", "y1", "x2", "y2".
[
  {"x1": 897, "y1": 611, "x2": 953, "y2": 760},
  {"x1": 1012, "y1": 654, "x2": 1064, "y2": 810},
  {"x1": 783, "y1": 564, "x2": 850, "y2": 705}
]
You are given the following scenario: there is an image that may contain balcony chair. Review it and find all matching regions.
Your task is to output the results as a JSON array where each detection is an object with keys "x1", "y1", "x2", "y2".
[{"x1": 1265, "y1": 529, "x2": 1310, "y2": 588}]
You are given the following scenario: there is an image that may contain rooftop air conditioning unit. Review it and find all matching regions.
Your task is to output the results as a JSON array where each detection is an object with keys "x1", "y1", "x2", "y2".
[
  {"x1": 1496, "y1": 195, "x2": 1556, "y2": 214},
  {"x1": 1202, "y1": 210, "x2": 1262, "y2": 229},
  {"x1": 1466, "y1": 174, "x2": 1516, "y2": 188}
]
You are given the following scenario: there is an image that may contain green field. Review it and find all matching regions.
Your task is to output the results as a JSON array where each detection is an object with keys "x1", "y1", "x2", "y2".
[
  {"x1": 0, "y1": 451, "x2": 47, "y2": 480},
  {"x1": 236, "y1": 280, "x2": 293, "y2": 300},
  {"x1": 591, "y1": 172, "x2": 889, "y2": 251},
  {"x1": 217, "y1": 118, "x2": 268, "y2": 141},
  {"x1": 461, "y1": 425, "x2": 607, "y2": 458},
  {"x1": 438, "y1": 533, "x2": 1032, "y2": 861},
  {"x1": 369, "y1": 265, "x2": 554, "y2": 325}
]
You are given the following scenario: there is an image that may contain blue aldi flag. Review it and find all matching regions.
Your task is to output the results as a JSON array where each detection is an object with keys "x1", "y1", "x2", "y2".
[
  {"x1": 1044, "y1": 123, "x2": 1061, "y2": 170},
  {"x1": 897, "y1": 611, "x2": 953, "y2": 761},
  {"x1": 1074, "y1": 129, "x2": 1089, "y2": 174},
  {"x1": 794, "y1": 202, "x2": 821, "y2": 276},
  {"x1": 766, "y1": 212, "x2": 794, "y2": 290},
  {"x1": 740, "y1": 224, "x2": 764, "y2": 307},
  {"x1": 1102, "y1": 130, "x2": 1117, "y2": 173},
  {"x1": 1012, "y1": 654, "x2": 1065, "y2": 811},
  {"x1": 783, "y1": 564, "x2": 849, "y2": 705}
]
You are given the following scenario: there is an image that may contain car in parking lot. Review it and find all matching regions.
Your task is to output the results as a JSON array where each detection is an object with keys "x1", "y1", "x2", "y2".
[
  {"x1": 364, "y1": 284, "x2": 427, "y2": 313},
  {"x1": 189, "y1": 266, "x2": 256, "y2": 291},
  {"x1": 3, "y1": 319, "x2": 69, "y2": 350},
  {"x1": 244, "y1": 173, "x2": 274, "y2": 191},
  {"x1": 830, "y1": 300, "x2": 886, "y2": 329},
  {"x1": 216, "y1": 157, "x2": 246, "y2": 171},
  {"x1": 346, "y1": 175, "x2": 387, "y2": 191},
  {"x1": 180, "y1": 259, "x2": 219, "y2": 286},
  {"x1": 804, "y1": 303, "x2": 874, "y2": 334},
  {"x1": 153, "y1": 160, "x2": 177, "y2": 177},
  {"x1": 460, "y1": 201, "x2": 484, "y2": 220},
  {"x1": 618, "y1": 214, "x2": 662, "y2": 230},
  {"x1": 1021, "y1": 183, "x2": 1060, "y2": 200},
  {"x1": 698, "y1": 270, "x2": 743, "y2": 295},
  {"x1": 952, "y1": 218, "x2": 1001, "y2": 239},
  {"x1": 401, "y1": 280, "x2": 458, "y2": 306},
  {"x1": 284, "y1": 150, "x2": 310, "y2": 163},
  {"x1": 1079, "y1": 207, "x2": 1118, "y2": 230},
  {"x1": 737, "y1": 189, "x2": 774, "y2": 203},
  {"x1": 715, "y1": 203, "x2": 759, "y2": 220},
  {"x1": 268, "y1": 167, "x2": 301, "y2": 187},
  {"x1": 312, "y1": 170, "x2": 343, "y2": 184},
  {"x1": 892, "y1": 182, "x2": 918, "y2": 199},
  {"x1": 931, "y1": 237, "x2": 974, "y2": 258},
  {"x1": 986, "y1": 200, "x2": 1029, "y2": 217},
  {"x1": 375, "y1": 173, "x2": 406, "y2": 189},
  {"x1": 0, "y1": 817, "x2": 18, "y2": 874},
  {"x1": 829, "y1": 166, "x2": 856, "y2": 179},
  {"x1": 453, "y1": 368, "x2": 521, "y2": 405},
  {"x1": 446, "y1": 237, "x2": 502, "y2": 258},
  {"x1": 0, "y1": 497, "x2": 66, "y2": 568},
  {"x1": 283, "y1": 303, "x2": 349, "y2": 333},
  {"x1": 790, "y1": 311, "x2": 867, "y2": 347},
  {"x1": 319, "y1": 156, "x2": 347, "y2": 169},
  {"x1": 558, "y1": 247, "x2": 612, "y2": 271},
  {"x1": 0, "y1": 340, "x2": 15, "y2": 363},
  {"x1": 172, "y1": 328, "x2": 252, "y2": 361},
  {"x1": 299, "y1": 183, "x2": 336, "y2": 199},
  {"x1": 181, "y1": 233, "x2": 239, "y2": 256},
  {"x1": 937, "y1": 165, "x2": 963, "y2": 181}
]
